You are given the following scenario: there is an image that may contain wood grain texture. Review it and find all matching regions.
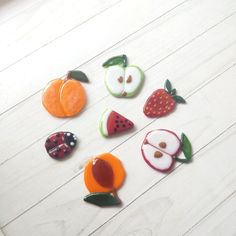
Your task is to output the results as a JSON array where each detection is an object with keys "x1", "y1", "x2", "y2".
[
  {"x1": 92, "y1": 124, "x2": 236, "y2": 236},
  {"x1": 1, "y1": 0, "x2": 235, "y2": 164},
  {"x1": 0, "y1": 0, "x2": 119, "y2": 71},
  {"x1": 1, "y1": 0, "x2": 236, "y2": 235},
  {"x1": 0, "y1": 9, "x2": 235, "y2": 228},
  {"x1": 2, "y1": 60, "x2": 236, "y2": 235},
  {"x1": 0, "y1": 0, "x2": 185, "y2": 114},
  {"x1": 186, "y1": 192, "x2": 236, "y2": 236}
]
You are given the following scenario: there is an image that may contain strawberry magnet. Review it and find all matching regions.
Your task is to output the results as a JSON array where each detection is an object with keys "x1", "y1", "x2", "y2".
[
  {"x1": 143, "y1": 80, "x2": 186, "y2": 117},
  {"x1": 141, "y1": 129, "x2": 192, "y2": 173}
]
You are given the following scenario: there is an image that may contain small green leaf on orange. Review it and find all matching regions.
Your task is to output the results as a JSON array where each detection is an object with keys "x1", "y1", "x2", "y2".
[
  {"x1": 172, "y1": 95, "x2": 186, "y2": 104},
  {"x1": 68, "y1": 70, "x2": 89, "y2": 83},
  {"x1": 84, "y1": 192, "x2": 121, "y2": 207},
  {"x1": 165, "y1": 79, "x2": 172, "y2": 93},
  {"x1": 102, "y1": 55, "x2": 128, "y2": 68}
]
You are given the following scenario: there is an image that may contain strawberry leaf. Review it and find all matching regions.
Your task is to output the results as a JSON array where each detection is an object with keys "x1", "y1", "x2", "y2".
[
  {"x1": 164, "y1": 79, "x2": 172, "y2": 93},
  {"x1": 68, "y1": 70, "x2": 89, "y2": 83},
  {"x1": 176, "y1": 133, "x2": 192, "y2": 163},
  {"x1": 102, "y1": 55, "x2": 128, "y2": 68},
  {"x1": 172, "y1": 95, "x2": 186, "y2": 103},
  {"x1": 171, "y1": 89, "x2": 176, "y2": 95},
  {"x1": 84, "y1": 192, "x2": 121, "y2": 206}
]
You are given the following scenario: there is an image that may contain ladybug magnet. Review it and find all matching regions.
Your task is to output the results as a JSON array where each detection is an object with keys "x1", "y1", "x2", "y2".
[{"x1": 45, "y1": 132, "x2": 77, "y2": 159}]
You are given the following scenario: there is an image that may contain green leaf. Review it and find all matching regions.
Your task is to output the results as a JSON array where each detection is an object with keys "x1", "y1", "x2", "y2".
[
  {"x1": 177, "y1": 133, "x2": 192, "y2": 163},
  {"x1": 68, "y1": 70, "x2": 89, "y2": 83},
  {"x1": 172, "y1": 95, "x2": 186, "y2": 104},
  {"x1": 164, "y1": 79, "x2": 172, "y2": 93},
  {"x1": 170, "y1": 89, "x2": 176, "y2": 95},
  {"x1": 84, "y1": 192, "x2": 121, "y2": 207},
  {"x1": 102, "y1": 55, "x2": 128, "y2": 68}
]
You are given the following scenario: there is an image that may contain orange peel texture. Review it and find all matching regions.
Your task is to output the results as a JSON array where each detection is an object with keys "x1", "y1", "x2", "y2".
[
  {"x1": 84, "y1": 153, "x2": 125, "y2": 193},
  {"x1": 42, "y1": 79, "x2": 86, "y2": 118}
]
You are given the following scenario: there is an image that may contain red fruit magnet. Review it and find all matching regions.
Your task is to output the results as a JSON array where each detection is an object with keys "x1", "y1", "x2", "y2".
[
  {"x1": 143, "y1": 80, "x2": 186, "y2": 117},
  {"x1": 45, "y1": 132, "x2": 77, "y2": 159},
  {"x1": 99, "y1": 109, "x2": 134, "y2": 137},
  {"x1": 141, "y1": 129, "x2": 192, "y2": 173}
]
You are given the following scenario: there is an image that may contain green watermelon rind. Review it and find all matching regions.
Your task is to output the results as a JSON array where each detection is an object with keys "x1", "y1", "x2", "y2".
[{"x1": 99, "y1": 109, "x2": 111, "y2": 137}]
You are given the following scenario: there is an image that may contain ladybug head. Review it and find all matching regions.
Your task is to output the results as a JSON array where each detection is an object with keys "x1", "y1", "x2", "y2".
[{"x1": 64, "y1": 132, "x2": 77, "y2": 148}]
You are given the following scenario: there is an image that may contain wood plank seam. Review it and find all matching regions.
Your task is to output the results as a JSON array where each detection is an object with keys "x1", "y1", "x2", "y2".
[
  {"x1": 0, "y1": 0, "x2": 122, "y2": 74},
  {"x1": 2, "y1": 63, "x2": 235, "y2": 229},
  {"x1": 0, "y1": 0, "x2": 43, "y2": 26},
  {"x1": 1, "y1": 11, "x2": 235, "y2": 168},
  {"x1": 146, "y1": 12, "x2": 236, "y2": 72},
  {"x1": 182, "y1": 190, "x2": 236, "y2": 235},
  {"x1": 88, "y1": 121, "x2": 236, "y2": 235},
  {"x1": 0, "y1": 0, "x2": 190, "y2": 116}
]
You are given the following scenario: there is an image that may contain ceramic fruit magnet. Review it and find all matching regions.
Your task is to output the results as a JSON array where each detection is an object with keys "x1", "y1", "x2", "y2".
[
  {"x1": 103, "y1": 55, "x2": 144, "y2": 98},
  {"x1": 42, "y1": 70, "x2": 88, "y2": 118},
  {"x1": 143, "y1": 80, "x2": 186, "y2": 117},
  {"x1": 84, "y1": 153, "x2": 125, "y2": 206},
  {"x1": 99, "y1": 109, "x2": 134, "y2": 137},
  {"x1": 45, "y1": 131, "x2": 77, "y2": 159},
  {"x1": 141, "y1": 129, "x2": 192, "y2": 173}
]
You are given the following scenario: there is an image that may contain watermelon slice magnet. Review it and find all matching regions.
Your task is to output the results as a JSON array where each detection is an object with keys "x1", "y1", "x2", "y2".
[{"x1": 99, "y1": 109, "x2": 134, "y2": 137}]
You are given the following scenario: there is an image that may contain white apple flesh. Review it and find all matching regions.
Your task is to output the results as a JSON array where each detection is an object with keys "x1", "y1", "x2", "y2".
[
  {"x1": 141, "y1": 129, "x2": 181, "y2": 172},
  {"x1": 105, "y1": 65, "x2": 144, "y2": 97}
]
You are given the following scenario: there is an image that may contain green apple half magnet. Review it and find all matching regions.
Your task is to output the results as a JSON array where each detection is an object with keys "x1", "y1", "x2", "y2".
[{"x1": 103, "y1": 55, "x2": 144, "y2": 98}]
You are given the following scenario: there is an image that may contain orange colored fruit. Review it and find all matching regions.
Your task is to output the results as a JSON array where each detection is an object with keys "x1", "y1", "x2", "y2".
[
  {"x1": 84, "y1": 153, "x2": 125, "y2": 193},
  {"x1": 42, "y1": 78, "x2": 86, "y2": 117}
]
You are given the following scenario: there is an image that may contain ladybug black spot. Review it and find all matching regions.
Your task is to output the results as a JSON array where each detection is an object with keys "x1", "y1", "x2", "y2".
[
  {"x1": 116, "y1": 116, "x2": 119, "y2": 119},
  {"x1": 122, "y1": 124, "x2": 126, "y2": 128},
  {"x1": 116, "y1": 124, "x2": 120, "y2": 128},
  {"x1": 115, "y1": 120, "x2": 119, "y2": 123}
]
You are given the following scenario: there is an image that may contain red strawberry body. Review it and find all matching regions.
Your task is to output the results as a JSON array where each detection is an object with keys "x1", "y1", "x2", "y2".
[
  {"x1": 144, "y1": 89, "x2": 176, "y2": 117},
  {"x1": 143, "y1": 80, "x2": 186, "y2": 118}
]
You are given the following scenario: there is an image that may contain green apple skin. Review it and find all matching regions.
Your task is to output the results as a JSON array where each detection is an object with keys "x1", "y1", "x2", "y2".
[
  {"x1": 105, "y1": 65, "x2": 144, "y2": 98},
  {"x1": 124, "y1": 65, "x2": 144, "y2": 98}
]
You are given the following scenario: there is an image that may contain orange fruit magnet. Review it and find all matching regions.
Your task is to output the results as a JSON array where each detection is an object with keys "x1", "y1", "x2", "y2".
[
  {"x1": 42, "y1": 70, "x2": 88, "y2": 118},
  {"x1": 84, "y1": 153, "x2": 126, "y2": 206}
]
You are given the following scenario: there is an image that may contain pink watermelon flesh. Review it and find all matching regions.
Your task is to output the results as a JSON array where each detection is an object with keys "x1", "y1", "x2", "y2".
[{"x1": 107, "y1": 111, "x2": 134, "y2": 135}]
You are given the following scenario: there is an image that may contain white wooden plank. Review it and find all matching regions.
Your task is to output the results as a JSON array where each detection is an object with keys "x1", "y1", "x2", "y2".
[
  {"x1": 0, "y1": 0, "x2": 119, "y2": 71},
  {"x1": 2, "y1": 47, "x2": 236, "y2": 235},
  {"x1": 186, "y1": 192, "x2": 236, "y2": 236},
  {"x1": 92, "y1": 124, "x2": 236, "y2": 236},
  {"x1": 0, "y1": 229, "x2": 4, "y2": 236},
  {"x1": 0, "y1": 0, "x2": 40, "y2": 25},
  {"x1": 0, "y1": 0, "x2": 234, "y2": 114},
  {"x1": 0, "y1": 9, "x2": 235, "y2": 226},
  {"x1": 1, "y1": 0, "x2": 235, "y2": 164}
]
